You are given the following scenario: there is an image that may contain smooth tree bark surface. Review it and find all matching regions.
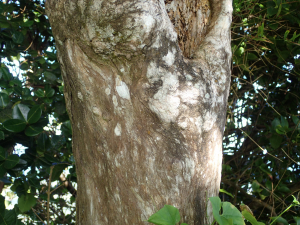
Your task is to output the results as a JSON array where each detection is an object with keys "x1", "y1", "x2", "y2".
[{"x1": 46, "y1": 0, "x2": 232, "y2": 224}]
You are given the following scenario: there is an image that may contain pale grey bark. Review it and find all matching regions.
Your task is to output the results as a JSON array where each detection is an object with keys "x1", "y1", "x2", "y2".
[{"x1": 46, "y1": 0, "x2": 232, "y2": 224}]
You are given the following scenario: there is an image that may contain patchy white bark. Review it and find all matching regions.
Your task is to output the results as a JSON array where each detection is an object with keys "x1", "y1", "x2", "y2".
[{"x1": 46, "y1": 0, "x2": 232, "y2": 224}]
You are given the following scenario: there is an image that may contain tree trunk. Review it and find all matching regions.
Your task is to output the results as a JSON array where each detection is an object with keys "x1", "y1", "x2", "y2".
[{"x1": 46, "y1": 0, "x2": 232, "y2": 224}]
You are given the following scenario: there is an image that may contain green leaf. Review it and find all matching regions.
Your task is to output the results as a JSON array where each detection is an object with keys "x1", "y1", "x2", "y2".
[
  {"x1": 27, "y1": 105, "x2": 42, "y2": 124},
  {"x1": 19, "y1": 63, "x2": 29, "y2": 70},
  {"x1": 37, "y1": 133, "x2": 50, "y2": 152},
  {"x1": 22, "y1": 20, "x2": 34, "y2": 27},
  {"x1": 293, "y1": 217, "x2": 300, "y2": 225},
  {"x1": 257, "y1": 23, "x2": 264, "y2": 37},
  {"x1": 4, "y1": 154, "x2": 19, "y2": 169},
  {"x1": 9, "y1": 79, "x2": 22, "y2": 87},
  {"x1": 222, "y1": 202, "x2": 244, "y2": 225},
  {"x1": 44, "y1": 71, "x2": 57, "y2": 81},
  {"x1": 209, "y1": 197, "x2": 232, "y2": 225},
  {"x1": 271, "y1": 118, "x2": 280, "y2": 129},
  {"x1": 45, "y1": 86, "x2": 55, "y2": 98},
  {"x1": 281, "y1": 116, "x2": 289, "y2": 129},
  {"x1": 247, "y1": 53, "x2": 258, "y2": 60},
  {"x1": 270, "y1": 134, "x2": 282, "y2": 149},
  {"x1": 1, "y1": 208, "x2": 19, "y2": 225},
  {"x1": 277, "y1": 184, "x2": 290, "y2": 193},
  {"x1": 35, "y1": 89, "x2": 45, "y2": 97},
  {"x1": 3, "y1": 119, "x2": 26, "y2": 133},
  {"x1": 12, "y1": 31, "x2": 24, "y2": 44},
  {"x1": 220, "y1": 189, "x2": 234, "y2": 198},
  {"x1": 292, "y1": 116, "x2": 299, "y2": 125},
  {"x1": 61, "y1": 120, "x2": 72, "y2": 136},
  {"x1": 267, "y1": 1, "x2": 277, "y2": 16},
  {"x1": 252, "y1": 181, "x2": 261, "y2": 192},
  {"x1": 284, "y1": 30, "x2": 290, "y2": 41},
  {"x1": 0, "y1": 67, "x2": 12, "y2": 80},
  {"x1": 18, "y1": 193, "x2": 36, "y2": 212},
  {"x1": 148, "y1": 205, "x2": 180, "y2": 225},
  {"x1": 0, "y1": 146, "x2": 5, "y2": 161},
  {"x1": 12, "y1": 104, "x2": 30, "y2": 121},
  {"x1": 242, "y1": 210, "x2": 265, "y2": 225},
  {"x1": 291, "y1": 31, "x2": 300, "y2": 42},
  {"x1": 51, "y1": 164, "x2": 69, "y2": 181},
  {"x1": 0, "y1": 93, "x2": 9, "y2": 109},
  {"x1": 270, "y1": 217, "x2": 289, "y2": 225},
  {"x1": 25, "y1": 126, "x2": 43, "y2": 136}
]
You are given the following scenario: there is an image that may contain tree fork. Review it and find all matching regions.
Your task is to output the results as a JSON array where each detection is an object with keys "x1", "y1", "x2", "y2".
[{"x1": 46, "y1": 0, "x2": 232, "y2": 224}]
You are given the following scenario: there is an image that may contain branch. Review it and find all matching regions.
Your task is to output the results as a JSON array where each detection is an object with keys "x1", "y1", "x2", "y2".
[{"x1": 222, "y1": 180, "x2": 278, "y2": 217}]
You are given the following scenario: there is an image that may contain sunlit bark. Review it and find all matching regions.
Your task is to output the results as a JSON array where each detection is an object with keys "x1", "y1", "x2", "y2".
[{"x1": 46, "y1": 0, "x2": 232, "y2": 224}]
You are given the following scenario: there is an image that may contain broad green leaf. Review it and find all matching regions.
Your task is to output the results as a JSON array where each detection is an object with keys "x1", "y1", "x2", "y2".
[
  {"x1": 222, "y1": 202, "x2": 244, "y2": 225},
  {"x1": 37, "y1": 133, "x2": 50, "y2": 152},
  {"x1": 12, "y1": 31, "x2": 24, "y2": 44},
  {"x1": 44, "y1": 71, "x2": 57, "y2": 81},
  {"x1": 242, "y1": 210, "x2": 265, "y2": 225},
  {"x1": 1, "y1": 208, "x2": 20, "y2": 225},
  {"x1": 275, "y1": 126, "x2": 286, "y2": 135},
  {"x1": 271, "y1": 118, "x2": 280, "y2": 129},
  {"x1": 281, "y1": 116, "x2": 289, "y2": 129},
  {"x1": 22, "y1": 20, "x2": 34, "y2": 27},
  {"x1": 270, "y1": 134, "x2": 282, "y2": 149},
  {"x1": 45, "y1": 87, "x2": 55, "y2": 98},
  {"x1": 267, "y1": 1, "x2": 277, "y2": 16},
  {"x1": 0, "y1": 67, "x2": 12, "y2": 80},
  {"x1": 270, "y1": 217, "x2": 288, "y2": 225},
  {"x1": 61, "y1": 120, "x2": 72, "y2": 136},
  {"x1": 148, "y1": 205, "x2": 180, "y2": 225},
  {"x1": 19, "y1": 63, "x2": 29, "y2": 70},
  {"x1": 220, "y1": 189, "x2": 234, "y2": 198},
  {"x1": 25, "y1": 126, "x2": 43, "y2": 136},
  {"x1": 293, "y1": 217, "x2": 300, "y2": 225},
  {"x1": 0, "y1": 146, "x2": 5, "y2": 160},
  {"x1": 4, "y1": 154, "x2": 19, "y2": 169},
  {"x1": 0, "y1": 93, "x2": 9, "y2": 109},
  {"x1": 51, "y1": 164, "x2": 69, "y2": 181},
  {"x1": 18, "y1": 193, "x2": 36, "y2": 212},
  {"x1": 209, "y1": 197, "x2": 233, "y2": 225},
  {"x1": 247, "y1": 53, "x2": 258, "y2": 60},
  {"x1": 292, "y1": 116, "x2": 299, "y2": 125},
  {"x1": 27, "y1": 105, "x2": 42, "y2": 124},
  {"x1": 12, "y1": 104, "x2": 30, "y2": 121},
  {"x1": 3, "y1": 119, "x2": 26, "y2": 133},
  {"x1": 9, "y1": 79, "x2": 22, "y2": 87},
  {"x1": 277, "y1": 184, "x2": 290, "y2": 193},
  {"x1": 35, "y1": 89, "x2": 45, "y2": 97},
  {"x1": 252, "y1": 181, "x2": 261, "y2": 192}
]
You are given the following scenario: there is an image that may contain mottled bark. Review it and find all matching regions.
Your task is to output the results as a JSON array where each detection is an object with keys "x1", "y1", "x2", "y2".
[{"x1": 46, "y1": 0, "x2": 232, "y2": 224}]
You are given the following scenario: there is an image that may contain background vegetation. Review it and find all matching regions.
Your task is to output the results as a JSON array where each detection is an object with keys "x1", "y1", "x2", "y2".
[{"x1": 0, "y1": 0, "x2": 299, "y2": 224}]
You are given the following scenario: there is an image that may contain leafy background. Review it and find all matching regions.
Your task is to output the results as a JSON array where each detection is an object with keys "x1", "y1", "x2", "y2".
[{"x1": 0, "y1": 0, "x2": 299, "y2": 224}]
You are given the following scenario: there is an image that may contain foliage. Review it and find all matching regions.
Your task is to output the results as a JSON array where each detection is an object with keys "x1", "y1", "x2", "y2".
[
  {"x1": 223, "y1": 0, "x2": 300, "y2": 223},
  {"x1": 0, "y1": 0, "x2": 75, "y2": 224},
  {"x1": 148, "y1": 197, "x2": 300, "y2": 225}
]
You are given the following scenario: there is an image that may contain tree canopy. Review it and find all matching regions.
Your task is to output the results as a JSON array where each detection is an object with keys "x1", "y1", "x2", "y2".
[{"x1": 0, "y1": 0, "x2": 299, "y2": 224}]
